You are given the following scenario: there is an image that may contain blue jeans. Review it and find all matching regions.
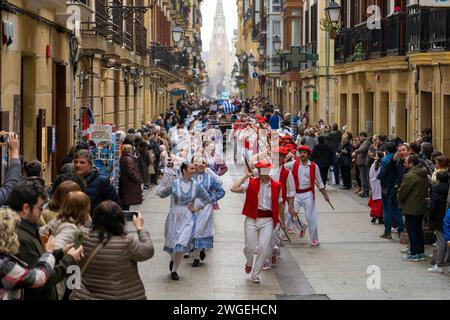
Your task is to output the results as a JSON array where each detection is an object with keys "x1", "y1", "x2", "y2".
[{"x1": 382, "y1": 186, "x2": 404, "y2": 234}]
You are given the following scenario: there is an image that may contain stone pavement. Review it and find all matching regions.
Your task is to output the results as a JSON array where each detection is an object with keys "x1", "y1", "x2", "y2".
[{"x1": 132, "y1": 164, "x2": 450, "y2": 300}]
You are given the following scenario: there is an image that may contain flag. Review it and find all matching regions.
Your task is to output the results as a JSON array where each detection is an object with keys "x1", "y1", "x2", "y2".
[
  {"x1": 222, "y1": 100, "x2": 236, "y2": 114},
  {"x1": 81, "y1": 104, "x2": 95, "y2": 141}
]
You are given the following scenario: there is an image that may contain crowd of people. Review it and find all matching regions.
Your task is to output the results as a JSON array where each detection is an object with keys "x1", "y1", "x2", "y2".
[{"x1": 1, "y1": 94, "x2": 449, "y2": 299}]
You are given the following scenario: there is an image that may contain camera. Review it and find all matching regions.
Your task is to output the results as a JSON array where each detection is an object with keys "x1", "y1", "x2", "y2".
[
  {"x1": 0, "y1": 132, "x2": 16, "y2": 143},
  {"x1": 123, "y1": 211, "x2": 139, "y2": 221}
]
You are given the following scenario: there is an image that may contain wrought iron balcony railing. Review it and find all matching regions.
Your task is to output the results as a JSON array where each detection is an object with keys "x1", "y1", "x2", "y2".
[
  {"x1": 407, "y1": 7, "x2": 430, "y2": 52},
  {"x1": 429, "y1": 8, "x2": 450, "y2": 51},
  {"x1": 386, "y1": 12, "x2": 407, "y2": 56}
]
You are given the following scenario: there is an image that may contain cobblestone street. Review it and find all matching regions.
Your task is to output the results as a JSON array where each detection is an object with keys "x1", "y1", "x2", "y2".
[{"x1": 132, "y1": 165, "x2": 450, "y2": 300}]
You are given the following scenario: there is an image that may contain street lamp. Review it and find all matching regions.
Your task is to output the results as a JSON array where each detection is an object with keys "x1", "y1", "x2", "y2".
[
  {"x1": 324, "y1": 0, "x2": 342, "y2": 125},
  {"x1": 257, "y1": 44, "x2": 265, "y2": 57},
  {"x1": 171, "y1": 26, "x2": 184, "y2": 45},
  {"x1": 248, "y1": 53, "x2": 255, "y2": 64},
  {"x1": 273, "y1": 35, "x2": 282, "y2": 53},
  {"x1": 325, "y1": 0, "x2": 342, "y2": 27}
]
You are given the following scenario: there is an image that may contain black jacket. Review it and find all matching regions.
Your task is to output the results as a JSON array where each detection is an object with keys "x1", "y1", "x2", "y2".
[
  {"x1": 148, "y1": 141, "x2": 161, "y2": 162},
  {"x1": 84, "y1": 170, "x2": 122, "y2": 214},
  {"x1": 429, "y1": 182, "x2": 450, "y2": 231},
  {"x1": 337, "y1": 142, "x2": 352, "y2": 167},
  {"x1": 311, "y1": 143, "x2": 334, "y2": 168}
]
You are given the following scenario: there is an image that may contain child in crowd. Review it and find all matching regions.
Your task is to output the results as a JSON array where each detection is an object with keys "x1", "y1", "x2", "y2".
[{"x1": 369, "y1": 152, "x2": 384, "y2": 224}]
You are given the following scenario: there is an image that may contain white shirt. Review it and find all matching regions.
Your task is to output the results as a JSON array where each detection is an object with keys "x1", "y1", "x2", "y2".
[
  {"x1": 243, "y1": 179, "x2": 283, "y2": 211},
  {"x1": 270, "y1": 166, "x2": 296, "y2": 198},
  {"x1": 285, "y1": 160, "x2": 325, "y2": 192}
]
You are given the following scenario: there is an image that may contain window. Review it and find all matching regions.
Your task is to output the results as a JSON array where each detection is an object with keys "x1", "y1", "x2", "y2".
[
  {"x1": 244, "y1": 0, "x2": 250, "y2": 17},
  {"x1": 273, "y1": 20, "x2": 281, "y2": 35},
  {"x1": 254, "y1": 0, "x2": 262, "y2": 25},
  {"x1": 305, "y1": 9, "x2": 309, "y2": 43},
  {"x1": 272, "y1": 0, "x2": 281, "y2": 13},
  {"x1": 311, "y1": 3, "x2": 317, "y2": 42},
  {"x1": 291, "y1": 19, "x2": 301, "y2": 46}
]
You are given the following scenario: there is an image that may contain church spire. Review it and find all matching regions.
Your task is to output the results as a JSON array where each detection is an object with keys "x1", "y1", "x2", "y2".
[{"x1": 215, "y1": 0, "x2": 224, "y2": 18}]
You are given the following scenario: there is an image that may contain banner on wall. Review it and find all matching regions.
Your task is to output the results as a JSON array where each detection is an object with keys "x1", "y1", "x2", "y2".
[
  {"x1": 413, "y1": 0, "x2": 450, "y2": 7},
  {"x1": 389, "y1": 102, "x2": 397, "y2": 139}
]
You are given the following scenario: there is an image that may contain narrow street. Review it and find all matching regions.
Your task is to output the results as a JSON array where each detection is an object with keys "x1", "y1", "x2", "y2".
[{"x1": 132, "y1": 164, "x2": 449, "y2": 300}]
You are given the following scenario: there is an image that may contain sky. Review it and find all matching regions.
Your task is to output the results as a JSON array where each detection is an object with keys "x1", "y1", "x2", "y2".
[{"x1": 201, "y1": 0, "x2": 237, "y2": 52}]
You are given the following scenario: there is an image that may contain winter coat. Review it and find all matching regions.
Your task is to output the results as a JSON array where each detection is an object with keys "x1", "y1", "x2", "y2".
[
  {"x1": 337, "y1": 141, "x2": 352, "y2": 167},
  {"x1": 0, "y1": 158, "x2": 22, "y2": 206},
  {"x1": 268, "y1": 115, "x2": 280, "y2": 130},
  {"x1": 16, "y1": 220, "x2": 76, "y2": 300},
  {"x1": 377, "y1": 153, "x2": 401, "y2": 188},
  {"x1": 84, "y1": 170, "x2": 122, "y2": 214},
  {"x1": 311, "y1": 143, "x2": 334, "y2": 169},
  {"x1": 0, "y1": 252, "x2": 55, "y2": 300},
  {"x1": 354, "y1": 137, "x2": 371, "y2": 166},
  {"x1": 327, "y1": 130, "x2": 342, "y2": 152},
  {"x1": 148, "y1": 150, "x2": 156, "y2": 175},
  {"x1": 119, "y1": 153, "x2": 143, "y2": 206},
  {"x1": 138, "y1": 149, "x2": 151, "y2": 184},
  {"x1": 429, "y1": 182, "x2": 450, "y2": 231},
  {"x1": 71, "y1": 229, "x2": 154, "y2": 300},
  {"x1": 40, "y1": 219, "x2": 89, "y2": 299},
  {"x1": 41, "y1": 219, "x2": 88, "y2": 250},
  {"x1": 397, "y1": 166, "x2": 429, "y2": 216}
]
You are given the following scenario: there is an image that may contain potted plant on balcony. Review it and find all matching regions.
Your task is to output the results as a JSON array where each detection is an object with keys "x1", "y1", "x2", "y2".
[
  {"x1": 320, "y1": 17, "x2": 343, "y2": 39},
  {"x1": 350, "y1": 42, "x2": 364, "y2": 61}
]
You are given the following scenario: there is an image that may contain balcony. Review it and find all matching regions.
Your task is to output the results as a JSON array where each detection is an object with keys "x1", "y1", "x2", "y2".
[
  {"x1": 252, "y1": 17, "x2": 267, "y2": 41},
  {"x1": 407, "y1": 7, "x2": 430, "y2": 52},
  {"x1": 429, "y1": 8, "x2": 450, "y2": 51},
  {"x1": 385, "y1": 12, "x2": 406, "y2": 56},
  {"x1": 135, "y1": 26, "x2": 147, "y2": 58}
]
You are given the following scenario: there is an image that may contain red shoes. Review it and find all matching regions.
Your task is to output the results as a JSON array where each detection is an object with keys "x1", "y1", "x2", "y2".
[{"x1": 245, "y1": 264, "x2": 252, "y2": 274}]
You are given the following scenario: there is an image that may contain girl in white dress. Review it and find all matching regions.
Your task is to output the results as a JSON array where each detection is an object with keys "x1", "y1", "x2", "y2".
[{"x1": 158, "y1": 163, "x2": 212, "y2": 281}]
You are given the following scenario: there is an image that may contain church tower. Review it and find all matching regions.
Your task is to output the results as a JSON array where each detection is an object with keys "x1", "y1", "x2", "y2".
[{"x1": 207, "y1": 0, "x2": 231, "y2": 98}]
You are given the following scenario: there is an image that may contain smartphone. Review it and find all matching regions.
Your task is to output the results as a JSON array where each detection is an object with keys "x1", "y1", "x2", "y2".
[
  {"x1": 123, "y1": 211, "x2": 139, "y2": 221},
  {"x1": 75, "y1": 233, "x2": 84, "y2": 249}
]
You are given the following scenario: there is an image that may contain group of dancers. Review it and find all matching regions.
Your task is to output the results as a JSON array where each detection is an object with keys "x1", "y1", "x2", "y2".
[{"x1": 156, "y1": 116, "x2": 331, "y2": 283}]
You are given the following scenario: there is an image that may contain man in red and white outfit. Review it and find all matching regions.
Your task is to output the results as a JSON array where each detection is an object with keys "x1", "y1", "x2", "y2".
[
  {"x1": 260, "y1": 146, "x2": 297, "y2": 270},
  {"x1": 285, "y1": 145, "x2": 331, "y2": 246},
  {"x1": 231, "y1": 160, "x2": 285, "y2": 283}
]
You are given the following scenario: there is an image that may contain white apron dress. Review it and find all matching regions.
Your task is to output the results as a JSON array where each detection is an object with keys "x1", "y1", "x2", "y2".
[
  {"x1": 159, "y1": 179, "x2": 211, "y2": 253},
  {"x1": 192, "y1": 172, "x2": 225, "y2": 249}
]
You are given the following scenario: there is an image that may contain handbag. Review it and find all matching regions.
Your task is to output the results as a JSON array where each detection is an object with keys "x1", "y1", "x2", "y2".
[{"x1": 64, "y1": 240, "x2": 106, "y2": 300}]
